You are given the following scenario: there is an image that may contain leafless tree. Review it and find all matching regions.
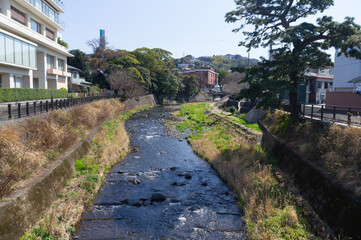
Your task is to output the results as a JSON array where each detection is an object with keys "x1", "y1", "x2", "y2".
[
  {"x1": 223, "y1": 72, "x2": 247, "y2": 94},
  {"x1": 107, "y1": 69, "x2": 145, "y2": 101},
  {"x1": 86, "y1": 38, "x2": 109, "y2": 56}
]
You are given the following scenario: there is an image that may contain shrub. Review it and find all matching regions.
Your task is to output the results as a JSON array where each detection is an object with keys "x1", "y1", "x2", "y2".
[{"x1": 0, "y1": 88, "x2": 70, "y2": 102}]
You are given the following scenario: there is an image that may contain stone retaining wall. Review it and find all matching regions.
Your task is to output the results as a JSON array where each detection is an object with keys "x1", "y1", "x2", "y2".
[
  {"x1": 0, "y1": 95, "x2": 156, "y2": 240},
  {"x1": 260, "y1": 122, "x2": 361, "y2": 239}
]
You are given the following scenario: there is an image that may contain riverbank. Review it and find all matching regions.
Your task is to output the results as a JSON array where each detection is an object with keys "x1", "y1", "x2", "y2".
[
  {"x1": 173, "y1": 103, "x2": 321, "y2": 240},
  {"x1": 20, "y1": 106, "x2": 150, "y2": 239}
]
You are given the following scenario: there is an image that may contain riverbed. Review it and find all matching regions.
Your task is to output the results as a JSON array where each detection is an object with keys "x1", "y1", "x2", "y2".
[{"x1": 74, "y1": 106, "x2": 246, "y2": 240}]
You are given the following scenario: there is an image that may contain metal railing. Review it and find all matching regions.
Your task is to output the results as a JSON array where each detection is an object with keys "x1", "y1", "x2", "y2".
[
  {"x1": 0, "y1": 95, "x2": 114, "y2": 121},
  {"x1": 26, "y1": 0, "x2": 65, "y2": 28},
  {"x1": 300, "y1": 104, "x2": 361, "y2": 126}
]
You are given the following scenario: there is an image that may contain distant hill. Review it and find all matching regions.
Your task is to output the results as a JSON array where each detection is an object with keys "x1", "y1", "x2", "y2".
[{"x1": 174, "y1": 54, "x2": 259, "y2": 71}]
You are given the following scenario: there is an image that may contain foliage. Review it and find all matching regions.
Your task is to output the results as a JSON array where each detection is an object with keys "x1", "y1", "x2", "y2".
[
  {"x1": 179, "y1": 75, "x2": 199, "y2": 101},
  {"x1": 217, "y1": 69, "x2": 229, "y2": 85},
  {"x1": 226, "y1": 0, "x2": 361, "y2": 121},
  {"x1": 68, "y1": 49, "x2": 91, "y2": 81},
  {"x1": 85, "y1": 42, "x2": 179, "y2": 99},
  {"x1": 175, "y1": 54, "x2": 258, "y2": 71},
  {"x1": 0, "y1": 88, "x2": 70, "y2": 102},
  {"x1": 106, "y1": 69, "x2": 145, "y2": 101},
  {"x1": 57, "y1": 37, "x2": 68, "y2": 49},
  {"x1": 152, "y1": 69, "x2": 179, "y2": 102}
]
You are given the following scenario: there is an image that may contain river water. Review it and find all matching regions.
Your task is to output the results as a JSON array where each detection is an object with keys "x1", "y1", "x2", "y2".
[{"x1": 74, "y1": 106, "x2": 246, "y2": 240}]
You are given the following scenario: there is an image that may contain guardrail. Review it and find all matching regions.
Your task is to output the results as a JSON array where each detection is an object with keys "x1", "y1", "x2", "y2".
[
  {"x1": 299, "y1": 104, "x2": 361, "y2": 126},
  {"x1": 0, "y1": 95, "x2": 114, "y2": 121}
]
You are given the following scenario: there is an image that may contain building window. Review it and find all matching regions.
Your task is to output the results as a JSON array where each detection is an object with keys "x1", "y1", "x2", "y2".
[
  {"x1": 72, "y1": 72, "x2": 77, "y2": 78},
  {"x1": 0, "y1": 32, "x2": 36, "y2": 68},
  {"x1": 11, "y1": 6, "x2": 26, "y2": 25},
  {"x1": 325, "y1": 82, "x2": 329, "y2": 89},
  {"x1": 15, "y1": 76, "x2": 23, "y2": 88},
  {"x1": 58, "y1": 59, "x2": 64, "y2": 71},
  {"x1": 31, "y1": 19, "x2": 42, "y2": 34},
  {"x1": 317, "y1": 82, "x2": 322, "y2": 89},
  {"x1": 46, "y1": 28, "x2": 55, "y2": 40},
  {"x1": 0, "y1": 33, "x2": 5, "y2": 62},
  {"x1": 47, "y1": 55, "x2": 54, "y2": 69},
  {"x1": 5, "y1": 35, "x2": 14, "y2": 64},
  {"x1": 33, "y1": 78, "x2": 39, "y2": 89}
]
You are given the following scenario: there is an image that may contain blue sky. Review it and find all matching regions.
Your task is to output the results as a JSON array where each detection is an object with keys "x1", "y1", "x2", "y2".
[{"x1": 61, "y1": 0, "x2": 361, "y2": 60}]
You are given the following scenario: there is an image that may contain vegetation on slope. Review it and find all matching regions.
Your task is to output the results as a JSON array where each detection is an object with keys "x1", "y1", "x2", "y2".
[
  {"x1": 263, "y1": 110, "x2": 361, "y2": 197},
  {"x1": 175, "y1": 103, "x2": 319, "y2": 240},
  {"x1": 0, "y1": 99, "x2": 124, "y2": 199},
  {"x1": 20, "y1": 106, "x2": 150, "y2": 239}
]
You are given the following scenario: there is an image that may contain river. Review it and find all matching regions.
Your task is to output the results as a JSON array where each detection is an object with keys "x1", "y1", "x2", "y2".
[{"x1": 74, "y1": 106, "x2": 246, "y2": 240}]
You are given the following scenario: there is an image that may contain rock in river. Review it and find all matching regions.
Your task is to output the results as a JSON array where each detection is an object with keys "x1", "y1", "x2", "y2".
[
  {"x1": 151, "y1": 193, "x2": 167, "y2": 202},
  {"x1": 185, "y1": 174, "x2": 192, "y2": 180}
]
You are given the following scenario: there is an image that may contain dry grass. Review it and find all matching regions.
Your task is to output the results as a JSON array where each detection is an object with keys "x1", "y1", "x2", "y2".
[
  {"x1": 0, "y1": 99, "x2": 124, "y2": 198},
  {"x1": 264, "y1": 111, "x2": 361, "y2": 197},
  {"x1": 21, "y1": 116, "x2": 130, "y2": 240},
  {"x1": 187, "y1": 121, "x2": 316, "y2": 239}
]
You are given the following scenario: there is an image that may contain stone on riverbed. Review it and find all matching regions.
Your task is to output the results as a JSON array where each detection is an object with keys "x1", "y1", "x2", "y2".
[
  {"x1": 185, "y1": 174, "x2": 192, "y2": 180},
  {"x1": 129, "y1": 178, "x2": 141, "y2": 185},
  {"x1": 151, "y1": 193, "x2": 167, "y2": 202}
]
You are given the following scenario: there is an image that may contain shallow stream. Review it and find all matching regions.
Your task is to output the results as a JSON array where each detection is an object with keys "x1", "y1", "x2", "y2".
[{"x1": 74, "y1": 106, "x2": 246, "y2": 240}]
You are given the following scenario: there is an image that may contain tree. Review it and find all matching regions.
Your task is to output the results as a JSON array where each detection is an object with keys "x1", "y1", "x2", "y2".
[
  {"x1": 217, "y1": 69, "x2": 229, "y2": 86},
  {"x1": 223, "y1": 72, "x2": 246, "y2": 94},
  {"x1": 180, "y1": 75, "x2": 199, "y2": 101},
  {"x1": 106, "y1": 69, "x2": 145, "y2": 101},
  {"x1": 153, "y1": 69, "x2": 179, "y2": 103},
  {"x1": 226, "y1": 0, "x2": 361, "y2": 121},
  {"x1": 67, "y1": 49, "x2": 91, "y2": 81}
]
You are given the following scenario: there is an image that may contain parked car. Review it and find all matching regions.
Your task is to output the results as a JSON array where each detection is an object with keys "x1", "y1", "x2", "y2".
[{"x1": 355, "y1": 86, "x2": 361, "y2": 94}]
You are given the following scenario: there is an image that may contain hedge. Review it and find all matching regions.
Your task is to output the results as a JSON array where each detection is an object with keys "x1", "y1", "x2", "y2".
[{"x1": 0, "y1": 88, "x2": 73, "y2": 102}]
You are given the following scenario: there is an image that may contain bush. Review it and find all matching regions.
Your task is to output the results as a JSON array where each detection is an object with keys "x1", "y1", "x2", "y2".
[{"x1": 0, "y1": 88, "x2": 71, "y2": 102}]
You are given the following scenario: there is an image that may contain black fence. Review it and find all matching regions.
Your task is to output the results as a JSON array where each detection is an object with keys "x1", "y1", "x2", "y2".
[
  {"x1": 0, "y1": 95, "x2": 114, "y2": 121},
  {"x1": 300, "y1": 104, "x2": 361, "y2": 126}
]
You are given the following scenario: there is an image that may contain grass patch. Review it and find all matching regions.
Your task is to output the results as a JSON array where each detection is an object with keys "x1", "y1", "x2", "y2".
[
  {"x1": 227, "y1": 113, "x2": 263, "y2": 133},
  {"x1": 175, "y1": 103, "x2": 214, "y2": 132},
  {"x1": 176, "y1": 103, "x2": 319, "y2": 240}
]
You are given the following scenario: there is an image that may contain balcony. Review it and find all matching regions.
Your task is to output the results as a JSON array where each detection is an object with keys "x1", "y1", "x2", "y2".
[
  {"x1": 47, "y1": 69, "x2": 71, "y2": 77},
  {"x1": 52, "y1": 0, "x2": 65, "y2": 11},
  {"x1": 25, "y1": 0, "x2": 65, "y2": 28}
]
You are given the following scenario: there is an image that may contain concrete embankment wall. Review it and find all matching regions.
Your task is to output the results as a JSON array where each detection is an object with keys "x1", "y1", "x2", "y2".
[
  {"x1": 0, "y1": 95, "x2": 156, "y2": 240},
  {"x1": 260, "y1": 122, "x2": 361, "y2": 239}
]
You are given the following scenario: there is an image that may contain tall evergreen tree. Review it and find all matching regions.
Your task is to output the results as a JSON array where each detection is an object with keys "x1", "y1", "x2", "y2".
[{"x1": 226, "y1": 0, "x2": 361, "y2": 121}]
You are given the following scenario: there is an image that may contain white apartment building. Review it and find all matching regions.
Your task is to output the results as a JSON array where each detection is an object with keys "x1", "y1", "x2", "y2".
[
  {"x1": 333, "y1": 49, "x2": 361, "y2": 92},
  {"x1": 0, "y1": 0, "x2": 72, "y2": 90}
]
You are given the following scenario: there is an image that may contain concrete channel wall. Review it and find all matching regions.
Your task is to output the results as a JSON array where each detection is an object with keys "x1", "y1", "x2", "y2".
[
  {"x1": 259, "y1": 122, "x2": 361, "y2": 239},
  {"x1": 0, "y1": 95, "x2": 156, "y2": 240}
]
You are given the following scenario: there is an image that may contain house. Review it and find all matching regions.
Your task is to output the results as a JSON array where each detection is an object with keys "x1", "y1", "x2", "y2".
[
  {"x1": 0, "y1": 0, "x2": 72, "y2": 90},
  {"x1": 333, "y1": 50, "x2": 361, "y2": 92},
  {"x1": 325, "y1": 51, "x2": 361, "y2": 108},
  {"x1": 304, "y1": 70, "x2": 334, "y2": 104},
  {"x1": 180, "y1": 67, "x2": 219, "y2": 92},
  {"x1": 67, "y1": 65, "x2": 92, "y2": 94}
]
